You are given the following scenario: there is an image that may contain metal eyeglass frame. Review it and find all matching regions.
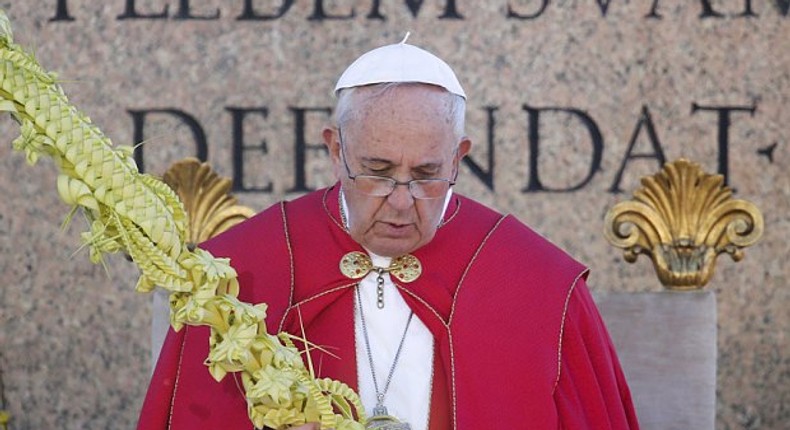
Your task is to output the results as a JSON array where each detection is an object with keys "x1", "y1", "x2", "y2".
[{"x1": 337, "y1": 127, "x2": 457, "y2": 200}]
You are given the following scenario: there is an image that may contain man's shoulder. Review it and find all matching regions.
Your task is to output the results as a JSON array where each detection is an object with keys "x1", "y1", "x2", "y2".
[
  {"x1": 203, "y1": 189, "x2": 326, "y2": 244},
  {"x1": 500, "y1": 216, "x2": 583, "y2": 269},
  {"x1": 200, "y1": 201, "x2": 282, "y2": 255},
  {"x1": 455, "y1": 194, "x2": 586, "y2": 277}
]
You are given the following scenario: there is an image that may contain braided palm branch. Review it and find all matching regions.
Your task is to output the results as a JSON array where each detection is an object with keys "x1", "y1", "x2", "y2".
[{"x1": 0, "y1": 10, "x2": 363, "y2": 430}]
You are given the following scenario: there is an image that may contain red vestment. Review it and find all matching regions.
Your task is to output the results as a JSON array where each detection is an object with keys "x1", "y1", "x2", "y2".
[{"x1": 138, "y1": 185, "x2": 639, "y2": 429}]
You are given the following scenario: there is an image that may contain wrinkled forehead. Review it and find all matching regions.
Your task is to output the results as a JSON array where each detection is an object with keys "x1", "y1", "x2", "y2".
[
  {"x1": 340, "y1": 89, "x2": 459, "y2": 163},
  {"x1": 338, "y1": 83, "x2": 456, "y2": 131}
]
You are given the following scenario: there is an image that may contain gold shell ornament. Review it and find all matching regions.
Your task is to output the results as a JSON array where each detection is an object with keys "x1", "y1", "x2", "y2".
[
  {"x1": 162, "y1": 157, "x2": 256, "y2": 247},
  {"x1": 604, "y1": 159, "x2": 763, "y2": 289},
  {"x1": 0, "y1": 10, "x2": 364, "y2": 430}
]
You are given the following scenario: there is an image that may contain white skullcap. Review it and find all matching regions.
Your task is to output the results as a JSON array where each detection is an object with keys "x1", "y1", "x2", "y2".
[{"x1": 334, "y1": 33, "x2": 466, "y2": 99}]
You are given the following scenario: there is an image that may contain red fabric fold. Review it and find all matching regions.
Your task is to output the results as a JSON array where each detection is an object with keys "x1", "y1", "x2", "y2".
[{"x1": 554, "y1": 280, "x2": 640, "y2": 429}]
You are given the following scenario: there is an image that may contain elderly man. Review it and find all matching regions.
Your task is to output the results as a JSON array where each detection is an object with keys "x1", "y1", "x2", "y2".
[{"x1": 139, "y1": 40, "x2": 639, "y2": 429}]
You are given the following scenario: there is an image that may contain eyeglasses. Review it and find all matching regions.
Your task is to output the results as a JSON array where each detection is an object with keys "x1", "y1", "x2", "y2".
[{"x1": 337, "y1": 128, "x2": 456, "y2": 200}]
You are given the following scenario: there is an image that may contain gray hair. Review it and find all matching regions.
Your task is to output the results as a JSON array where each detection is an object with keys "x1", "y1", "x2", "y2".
[{"x1": 334, "y1": 82, "x2": 466, "y2": 141}]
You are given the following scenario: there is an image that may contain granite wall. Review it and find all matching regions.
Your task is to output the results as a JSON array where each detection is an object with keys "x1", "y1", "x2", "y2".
[{"x1": 0, "y1": 1, "x2": 787, "y2": 429}]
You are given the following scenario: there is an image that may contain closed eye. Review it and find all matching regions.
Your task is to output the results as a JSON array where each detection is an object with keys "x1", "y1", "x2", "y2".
[
  {"x1": 413, "y1": 165, "x2": 442, "y2": 178},
  {"x1": 361, "y1": 164, "x2": 392, "y2": 175}
]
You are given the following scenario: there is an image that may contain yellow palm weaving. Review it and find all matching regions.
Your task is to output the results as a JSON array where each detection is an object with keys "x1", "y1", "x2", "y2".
[{"x1": 0, "y1": 10, "x2": 364, "y2": 430}]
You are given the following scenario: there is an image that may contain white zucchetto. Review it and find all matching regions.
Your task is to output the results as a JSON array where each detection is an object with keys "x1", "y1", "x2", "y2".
[{"x1": 334, "y1": 33, "x2": 466, "y2": 99}]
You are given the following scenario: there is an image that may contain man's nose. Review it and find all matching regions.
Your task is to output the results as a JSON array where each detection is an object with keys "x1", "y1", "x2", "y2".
[{"x1": 386, "y1": 183, "x2": 415, "y2": 210}]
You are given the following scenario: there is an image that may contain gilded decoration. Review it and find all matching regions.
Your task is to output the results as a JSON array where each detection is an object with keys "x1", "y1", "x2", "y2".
[
  {"x1": 161, "y1": 158, "x2": 256, "y2": 247},
  {"x1": 340, "y1": 252, "x2": 422, "y2": 283},
  {"x1": 604, "y1": 159, "x2": 763, "y2": 289}
]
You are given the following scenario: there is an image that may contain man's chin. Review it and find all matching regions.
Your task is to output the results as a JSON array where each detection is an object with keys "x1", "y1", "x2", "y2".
[{"x1": 365, "y1": 239, "x2": 419, "y2": 258}]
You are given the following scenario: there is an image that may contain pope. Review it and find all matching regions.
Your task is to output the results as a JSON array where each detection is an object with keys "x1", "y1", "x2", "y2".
[{"x1": 138, "y1": 37, "x2": 640, "y2": 430}]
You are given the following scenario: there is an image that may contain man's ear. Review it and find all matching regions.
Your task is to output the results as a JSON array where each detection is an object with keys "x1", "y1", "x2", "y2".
[
  {"x1": 456, "y1": 136, "x2": 472, "y2": 161},
  {"x1": 323, "y1": 126, "x2": 343, "y2": 180}
]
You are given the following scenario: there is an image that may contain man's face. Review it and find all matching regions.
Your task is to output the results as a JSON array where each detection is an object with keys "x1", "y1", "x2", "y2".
[{"x1": 324, "y1": 85, "x2": 471, "y2": 257}]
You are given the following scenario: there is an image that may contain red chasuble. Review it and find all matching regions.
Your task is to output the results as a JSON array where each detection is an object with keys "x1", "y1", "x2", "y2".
[{"x1": 138, "y1": 185, "x2": 639, "y2": 429}]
